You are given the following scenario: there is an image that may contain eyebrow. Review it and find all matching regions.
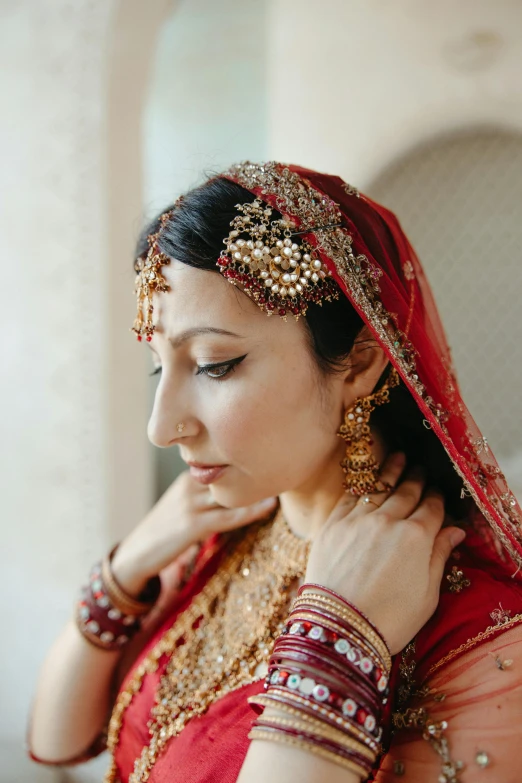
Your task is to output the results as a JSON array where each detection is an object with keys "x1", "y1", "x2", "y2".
[{"x1": 164, "y1": 326, "x2": 245, "y2": 349}]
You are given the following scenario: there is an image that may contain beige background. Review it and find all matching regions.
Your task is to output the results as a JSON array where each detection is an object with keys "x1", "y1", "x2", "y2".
[{"x1": 1, "y1": 1, "x2": 522, "y2": 780}]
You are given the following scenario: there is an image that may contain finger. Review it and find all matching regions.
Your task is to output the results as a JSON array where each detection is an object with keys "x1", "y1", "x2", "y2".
[
  {"x1": 408, "y1": 489, "x2": 445, "y2": 537},
  {"x1": 379, "y1": 466, "x2": 426, "y2": 518},
  {"x1": 378, "y1": 451, "x2": 407, "y2": 490},
  {"x1": 429, "y1": 526, "x2": 466, "y2": 586},
  {"x1": 352, "y1": 452, "x2": 406, "y2": 516}
]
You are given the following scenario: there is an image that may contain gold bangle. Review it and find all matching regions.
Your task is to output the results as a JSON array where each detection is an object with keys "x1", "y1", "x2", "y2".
[
  {"x1": 101, "y1": 548, "x2": 159, "y2": 617},
  {"x1": 255, "y1": 713, "x2": 375, "y2": 761},
  {"x1": 293, "y1": 593, "x2": 383, "y2": 644},
  {"x1": 248, "y1": 728, "x2": 369, "y2": 778},
  {"x1": 249, "y1": 691, "x2": 380, "y2": 753},
  {"x1": 250, "y1": 694, "x2": 379, "y2": 754},
  {"x1": 291, "y1": 595, "x2": 391, "y2": 671}
]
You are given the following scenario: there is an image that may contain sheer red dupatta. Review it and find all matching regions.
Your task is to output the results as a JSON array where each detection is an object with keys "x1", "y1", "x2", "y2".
[{"x1": 223, "y1": 162, "x2": 522, "y2": 571}]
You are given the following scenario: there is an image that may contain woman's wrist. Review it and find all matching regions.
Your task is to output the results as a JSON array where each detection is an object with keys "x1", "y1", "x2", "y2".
[
  {"x1": 110, "y1": 548, "x2": 153, "y2": 598},
  {"x1": 75, "y1": 546, "x2": 161, "y2": 652},
  {"x1": 110, "y1": 521, "x2": 198, "y2": 597},
  {"x1": 248, "y1": 583, "x2": 390, "y2": 777}
]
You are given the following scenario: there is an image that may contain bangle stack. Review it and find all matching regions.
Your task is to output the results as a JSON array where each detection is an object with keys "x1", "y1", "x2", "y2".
[
  {"x1": 248, "y1": 584, "x2": 391, "y2": 778},
  {"x1": 75, "y1": 547, "x2": 161, "y2": 651}
]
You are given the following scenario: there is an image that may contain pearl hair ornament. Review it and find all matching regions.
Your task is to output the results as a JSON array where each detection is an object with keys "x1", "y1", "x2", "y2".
[{"x1": 217, "y1": 199, "x2": 340, "y2": 319}]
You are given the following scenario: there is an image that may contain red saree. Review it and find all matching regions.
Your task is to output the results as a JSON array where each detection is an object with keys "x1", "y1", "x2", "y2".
[{"x1": 106, "y1": 162, "x2": 522, "y2": 782}]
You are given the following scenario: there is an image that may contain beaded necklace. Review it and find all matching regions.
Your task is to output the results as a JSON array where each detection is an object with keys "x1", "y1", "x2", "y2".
[{"x1": 104, "y1": 511, "x2": 310, "y2": 783}]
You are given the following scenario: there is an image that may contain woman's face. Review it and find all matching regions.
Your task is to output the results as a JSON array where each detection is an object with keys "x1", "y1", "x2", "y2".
[{"x1": 146, "y1": 260, "x2": 353, "y2": 508}]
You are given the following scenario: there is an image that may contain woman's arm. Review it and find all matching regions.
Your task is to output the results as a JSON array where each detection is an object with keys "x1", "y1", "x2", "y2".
[
  {"x1": 239, "y1": 727, "x2": 360, "y2": 783},
  {"x1": 238, "y1": 455, "x2": 466, "y2": 782},
  {"x1": 29, "y1": 618, "x2": 123, "y2": 763},
  {"x1": 29, "y1": 472, "x2": 276, "y2": 764}
]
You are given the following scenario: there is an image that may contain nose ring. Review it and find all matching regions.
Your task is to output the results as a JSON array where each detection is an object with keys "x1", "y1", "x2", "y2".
[{"x1": 176, "y1": 422, "x2": 186, "y2": 433}]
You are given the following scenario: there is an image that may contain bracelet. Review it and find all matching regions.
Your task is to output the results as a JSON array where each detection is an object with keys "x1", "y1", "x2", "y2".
[
  {"x1": 269, "y1": 641, "x2": 384, "y2": 705},
  {"x1": 298, "y1": 583, "x2": 388, "y2": 644},
  {"x1": 280, "y1": 615, "x2": 389, "y2": 691},
  {"x1": 75, "y1": 546, "x2": 161, "y2": 651},
  {"x1": 254, "y1": 717, "x2": 373, "y2": 770},
  {"x1": 291, "y1": 594, "x2": 390, "y2": 664},
  {"x1": 282, "y1": 614, "x2": 387, "y2": 683},
  {"x1": 250, "y1": 690, "x2": 381, "y2": 752},
  {"x1": 265, "y1": 668, "x2": 381, "y2": 737},
  {"x1": 254, "y1": 712, "x2": 375, "y2": 761},
  {"x1": 291, "y1": 594, "x2": 391, "y2": 671},
  {"x1": 102, "y1": 546, "x2": 161, "y2": 616},
  {"x1": 249, "y1": 692, "x2": 381, "y2": 754},
  {"x1": 284, "y1": 608, "x2": 382, "y2": 666},
  {"x1": 249, "y1": 585, "x2": 391, "y2": 774},
  {"x1": 248, "y1": 727, "x2": 370, "y2": 778}
]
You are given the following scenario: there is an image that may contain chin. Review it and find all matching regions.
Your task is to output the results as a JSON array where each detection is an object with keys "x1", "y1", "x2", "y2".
[{"x1": 210, "y1": 481, "x2": 277, "y2": 510}]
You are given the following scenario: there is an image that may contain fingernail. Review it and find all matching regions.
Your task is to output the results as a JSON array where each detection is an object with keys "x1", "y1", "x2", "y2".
[
  {"x1": 260, "y1": 497, "x2": 277, "y2": 507},
  {"x1": 450, "y1": 529, "x2": 466, "y2": 547}
]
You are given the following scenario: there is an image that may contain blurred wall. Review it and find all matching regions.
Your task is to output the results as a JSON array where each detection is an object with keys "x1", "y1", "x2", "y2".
[
  {"x1": 1, "y1": 1, "x2": 172, "y2": 780},
  {"x1": 143, "y1": 0, "x2": 269, "y2": 496},
  {"x1": 266, "y1": 0, "x2": 522, "y2": 183}
]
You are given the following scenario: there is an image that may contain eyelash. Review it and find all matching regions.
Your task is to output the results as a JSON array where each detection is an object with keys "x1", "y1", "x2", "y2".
[{"x1": 149, "y1": 355, "x2": 247, "y2": 380}]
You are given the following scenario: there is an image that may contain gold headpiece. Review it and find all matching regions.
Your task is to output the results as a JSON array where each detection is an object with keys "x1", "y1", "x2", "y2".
[
  {"x1": 132, "y1": 209, "x2": 176, "y2": 342},
  {"x1": 217, "y1": 199, "x2": 340, "y2": 318}
]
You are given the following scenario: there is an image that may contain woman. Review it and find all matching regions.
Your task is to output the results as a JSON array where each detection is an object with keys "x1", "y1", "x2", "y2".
[{"x1": 29, "y1": 162, "x2": 522, "y2": 782}]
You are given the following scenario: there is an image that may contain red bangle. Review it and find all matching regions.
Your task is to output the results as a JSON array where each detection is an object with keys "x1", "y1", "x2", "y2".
[
  {"x1": 278, "y1": 616, "x2": 388, "y2": 691},
  {"x1": 251, "y1": 721, "x2": 373, "y2": 774},
  {"x1": 265, "y1": 668, "x2": 381, "y2": 738},
  {"x1": 269, "y1": 642, "x2": 381, "y2": 705},
  {"x1": 297, "y1": 583, "x2": 390, "y2": 653},
  {"x1": 250, "y1": 690, "x2": 381, "y2": 752},
  {"x1": 285, "y1": 607, "x2": 386, "y2": 671},
  {"x1": 75, "y1": 551, "x2": 161, "y2": 651}
]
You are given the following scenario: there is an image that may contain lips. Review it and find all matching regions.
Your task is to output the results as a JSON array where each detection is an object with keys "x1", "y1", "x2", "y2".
[{"x1": 187, "y1": 462, "x2": 228, "y2": 485}]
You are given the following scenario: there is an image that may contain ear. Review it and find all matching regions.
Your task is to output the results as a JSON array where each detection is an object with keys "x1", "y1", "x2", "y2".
[{"x1": 342, "y1": 326, "x2": 390, "y2": 408}]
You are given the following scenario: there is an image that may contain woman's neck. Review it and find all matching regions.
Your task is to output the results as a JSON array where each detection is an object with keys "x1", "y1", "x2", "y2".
[{"x1": 278, "y1": 428, "x2": 388, "y2": 541}]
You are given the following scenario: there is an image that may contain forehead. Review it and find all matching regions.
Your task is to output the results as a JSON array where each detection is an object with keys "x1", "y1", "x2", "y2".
[{"x1": 153, "y1": 259, "x2": 273, "y2": 336}]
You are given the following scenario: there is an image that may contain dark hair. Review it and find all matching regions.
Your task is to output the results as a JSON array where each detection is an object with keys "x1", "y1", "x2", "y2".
[{"x1": 138, "y1": 177, "x2": 467, "y2": 519}]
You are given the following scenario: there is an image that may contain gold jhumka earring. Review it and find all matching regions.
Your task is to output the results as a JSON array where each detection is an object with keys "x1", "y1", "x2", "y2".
[{"x1": 338, "y1": 367, "x2": 400, "y2": 496}]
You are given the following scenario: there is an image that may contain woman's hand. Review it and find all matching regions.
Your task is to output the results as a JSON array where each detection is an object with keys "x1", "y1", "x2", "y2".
[
  {"x1": 111, "y1": 471, "x2": 277, "y2": 596},
  {"x1": 304, "y1": 453, "x2": 466, "y2": 655}
]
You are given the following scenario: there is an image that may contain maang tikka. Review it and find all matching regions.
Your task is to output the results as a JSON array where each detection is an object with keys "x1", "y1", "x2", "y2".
[
  {"x1": 217, "y1": 198, "x2": 340, "y2": 319},
  {"x1": 131, "y1": 198, "x2": 183, "y2": 342},
  {"x1": 338, "y1": 367, "x2": 400, "y2": 496}
]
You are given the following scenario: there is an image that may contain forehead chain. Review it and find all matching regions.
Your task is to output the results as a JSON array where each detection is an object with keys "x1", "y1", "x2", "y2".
[{"x1": 131, "y1": 193, "x2": 342, "y2": 340}]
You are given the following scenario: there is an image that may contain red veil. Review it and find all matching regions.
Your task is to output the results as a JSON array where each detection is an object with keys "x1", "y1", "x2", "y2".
[
  {"x1": 223, "y1": 161, "x2": 522, "y2": 570},
  {"x1": 108, "y1": 163, "x2": 522, "y2": 783}
]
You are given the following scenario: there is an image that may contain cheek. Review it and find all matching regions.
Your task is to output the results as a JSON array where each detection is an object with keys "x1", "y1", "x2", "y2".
[{"x1": 206, "y1": 362, "x2": 340, "y2": 488}]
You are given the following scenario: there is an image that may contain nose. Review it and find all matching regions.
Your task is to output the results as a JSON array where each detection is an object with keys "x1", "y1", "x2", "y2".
[{"x1": 147, "y1": 375, "x2": 197, "y2": 448}]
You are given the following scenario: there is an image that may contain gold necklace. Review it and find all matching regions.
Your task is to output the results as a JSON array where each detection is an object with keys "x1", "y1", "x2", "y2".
[{"x1": 104, "y1": 510, "x2": 310, "y2": 783}]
